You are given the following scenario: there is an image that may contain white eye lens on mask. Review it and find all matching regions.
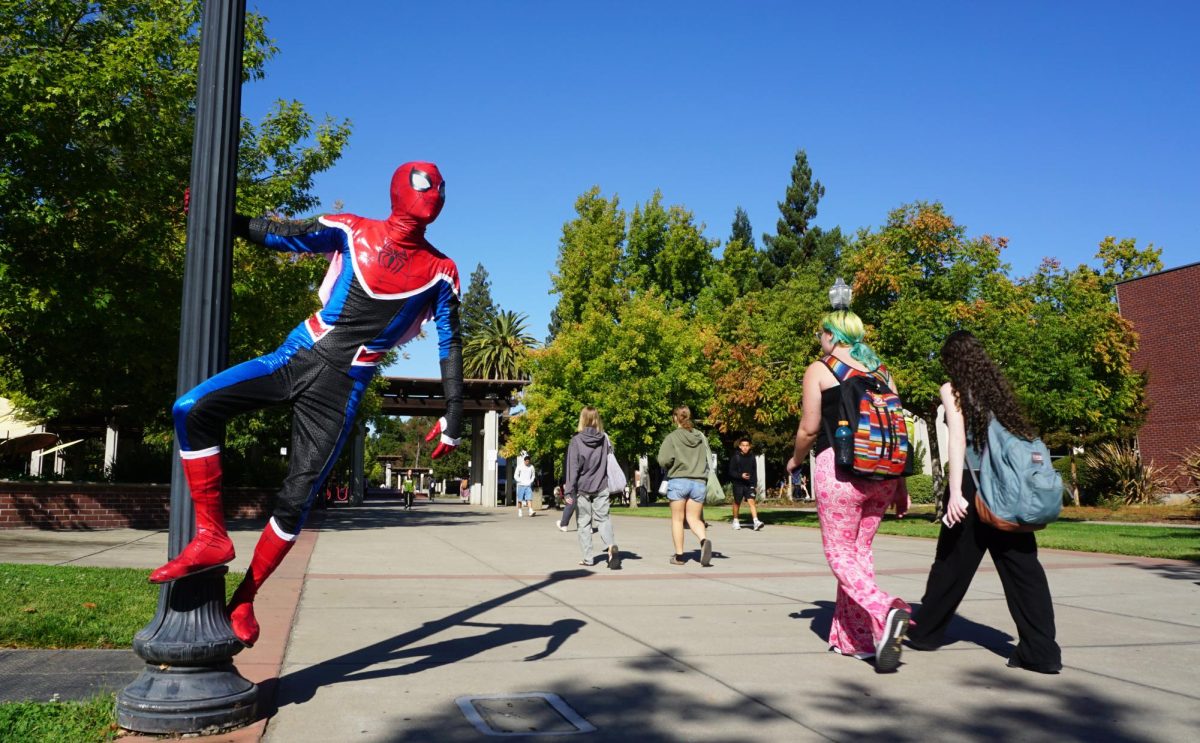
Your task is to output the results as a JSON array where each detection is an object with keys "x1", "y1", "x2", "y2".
[{"x1": 410, "y1": 170, "x2": 432, "y2": 192}]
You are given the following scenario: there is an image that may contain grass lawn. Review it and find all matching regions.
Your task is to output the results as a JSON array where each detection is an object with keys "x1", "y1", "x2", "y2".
[
  {"x1": 0, "y1": 564, "x2": 242, "y2": 649},
  {"x1": 0, "y1": 694, "x2": 119, "y2": 743},
  {"x1": 611, "y1": 504, "x2": 1200, "y2": 561}
]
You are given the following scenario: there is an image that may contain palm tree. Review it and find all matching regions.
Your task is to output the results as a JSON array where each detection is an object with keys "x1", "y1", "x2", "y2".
[{"x1": 464, "y1": 310, "x2": 537, "y2": 380}]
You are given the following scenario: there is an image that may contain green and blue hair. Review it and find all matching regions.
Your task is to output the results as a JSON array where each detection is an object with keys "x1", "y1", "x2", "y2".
[{"x1": 820, "y1": 310, "x2": 882, "y2": 372}]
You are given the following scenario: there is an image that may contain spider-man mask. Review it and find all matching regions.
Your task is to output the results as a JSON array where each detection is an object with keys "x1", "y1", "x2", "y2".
[{"x1": 390, "y1": 161, "x2": 445, "y2": 226}]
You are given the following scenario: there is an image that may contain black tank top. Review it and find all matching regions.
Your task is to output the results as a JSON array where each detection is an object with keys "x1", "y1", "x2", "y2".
[{"x1": 812, "y1": 357, "x2": 891, "y2": 455}]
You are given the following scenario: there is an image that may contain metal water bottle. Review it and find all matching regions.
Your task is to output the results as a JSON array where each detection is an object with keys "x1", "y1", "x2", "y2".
[{"x1": 834, "y1": 420, "x2": 854, "y2": 469}]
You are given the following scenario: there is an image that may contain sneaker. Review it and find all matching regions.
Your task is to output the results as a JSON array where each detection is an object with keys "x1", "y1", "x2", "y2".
[
  {"x1": 875, "y1": 607, "x2": 911, "y2": 673},
  {"x1": 700, "y1": 539, "x2": 713, "y2": 567},
  {"x1": 607, "y1": 545, "x2": 622, "y2": 570},
  {"x1": 753, "y1": 520, "x2": 764, "y2": 531},
  {"x1": 830, "y1": 646, "x2": 876, "y2": 661},
  {"x1": 732, "y1": 520, "x2": 742, "y2": 530},
  {"x1": 518, "y1": 510, "x2": 523, "y2": 518},
  {"x1": 669, "y1": 554, "x2": 686, "y2": 566}
]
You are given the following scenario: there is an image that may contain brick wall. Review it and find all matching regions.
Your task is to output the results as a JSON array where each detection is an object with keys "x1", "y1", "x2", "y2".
[
  {"x1": 0, "y1": 482, "x2": 274, "y2": 530},
  {"x1": 1116, "y1": 262, "x2": 1200, "y2": 490}
]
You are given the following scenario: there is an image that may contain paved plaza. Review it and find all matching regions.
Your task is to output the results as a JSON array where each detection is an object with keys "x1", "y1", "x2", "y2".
[{"x1": 2, "y1": 500, "x2": 1198, "y2": 741}]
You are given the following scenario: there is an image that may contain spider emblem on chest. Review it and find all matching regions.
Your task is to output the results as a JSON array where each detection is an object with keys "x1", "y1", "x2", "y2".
[{"x1": 378, "y1": 243, "x2": 411, "y2": 274}]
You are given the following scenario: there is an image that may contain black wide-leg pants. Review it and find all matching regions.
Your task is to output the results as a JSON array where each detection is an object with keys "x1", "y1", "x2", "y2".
[{"x1": 909, "y1": 475, "x2": 1061, "y2": 670}]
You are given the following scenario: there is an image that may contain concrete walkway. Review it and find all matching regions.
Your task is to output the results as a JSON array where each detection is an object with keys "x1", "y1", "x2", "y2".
[
  {"x1": 2, "y1": 500, "x2": 1199, "y2": 741},
  {"x1": 264, "y1": 501, "x2": 1199, "y2": 742}
]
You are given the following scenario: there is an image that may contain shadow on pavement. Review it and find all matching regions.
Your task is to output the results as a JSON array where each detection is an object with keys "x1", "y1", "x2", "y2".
[
  {"x1": 271, "y1": 569, "x2": 592, "y2": 713},
  {"x1": 812, "y1": 666, "x2": 1162, "y2": 743},
  {"x1": 791, "y1": 601, "x2": 1014, "y2": 658},
  {"x1": 313, "y1": 502, "x2": 489, "y2": 531},
  {"x1": 382, "y1": 673, "x2": 793, "y2": 743},
  {"x1": 373, "y1": 652, "x2": 1171, "y2": 741},
  {"x1": 1127, "y1": 561, "x2": 1200, "y2": 584}
]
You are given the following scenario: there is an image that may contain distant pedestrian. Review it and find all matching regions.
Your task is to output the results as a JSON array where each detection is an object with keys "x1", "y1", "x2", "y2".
[
  {"x1": 515, "y1": 455, "x2": 537, "y2": 517},
  {"x1": 657, "y1": 406, "x2": 714, "y2": 567},
  {"x1": 403, "y1": 478, "x2": 415, "y2": 510},
  {"x1": 564, "y1": 406, "x2": 621, "y2": 569},
  {"x1": 906, "y1": 330, "x2": 1062, "y2": 674},
  {"x1": 729, "y1": 437, "x2": 764, "y2": 531},
  {"x1": 787, "y1": 309, "x2": 911, "y2": 672}
]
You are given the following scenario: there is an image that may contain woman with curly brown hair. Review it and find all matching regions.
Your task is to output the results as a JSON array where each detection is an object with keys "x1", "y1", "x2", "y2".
[{"x1": 906, "y1": 330, "x2": 1062, "y2": 673}]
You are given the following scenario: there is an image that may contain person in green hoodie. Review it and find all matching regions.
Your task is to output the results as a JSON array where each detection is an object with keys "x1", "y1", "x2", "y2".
[{"x1": 657, "y1": 406, "x2": 714, "y2": 567}]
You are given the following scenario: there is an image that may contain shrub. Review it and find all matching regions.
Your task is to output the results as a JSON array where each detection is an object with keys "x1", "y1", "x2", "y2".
[
  {"x1": 1081, "y1": 442, "x2": 1168, "y2": 506},
  {"x1": 906, "y1": 474, "x2": 935, "y2": 504},
  {"x1": 1179, "y1": 446, "x2": 1200, "y2": 504}
]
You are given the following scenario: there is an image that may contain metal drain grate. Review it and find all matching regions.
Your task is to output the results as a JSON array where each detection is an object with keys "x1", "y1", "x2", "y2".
[{"x1": 456, "y1": 693, "x2": 596, "y2": 736}]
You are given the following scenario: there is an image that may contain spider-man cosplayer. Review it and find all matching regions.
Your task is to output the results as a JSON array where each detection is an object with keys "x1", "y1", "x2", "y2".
[{"x1": 150, "y1": 162, "x2": 463, "y2": 648}]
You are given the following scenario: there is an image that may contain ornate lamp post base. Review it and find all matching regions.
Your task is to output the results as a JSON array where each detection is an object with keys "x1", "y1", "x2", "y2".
[
  {"x1": 116, "y1": 568, "x2": 258, "y2": 734},
  {"x1": 116, "y1": 662, "x2": 257, "y2": 735}
]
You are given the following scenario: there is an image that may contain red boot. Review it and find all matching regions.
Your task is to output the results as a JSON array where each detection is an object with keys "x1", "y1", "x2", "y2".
[
  {"x1": 149, "y1": 452, "x2": 235, "y2": 583},
  {"x1": 228, "y1": 518, "x2": 295, "y2": 647}
]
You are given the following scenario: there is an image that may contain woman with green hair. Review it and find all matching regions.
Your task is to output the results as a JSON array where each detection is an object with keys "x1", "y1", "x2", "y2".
[{"x1": 786, "y1": 309, "x2": 912, "y2": 673}]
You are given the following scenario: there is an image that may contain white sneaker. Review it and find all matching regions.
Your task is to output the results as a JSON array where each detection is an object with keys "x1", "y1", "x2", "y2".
[
  {"x1": 753, "y1": 520, "x2": 764, "y2": 531},
  {"x1": 732, "y1": 520, "x2": 742, "y2": 530},
  {"x1": 518, "y1": 510, "x2": 523, "y2": 518}
]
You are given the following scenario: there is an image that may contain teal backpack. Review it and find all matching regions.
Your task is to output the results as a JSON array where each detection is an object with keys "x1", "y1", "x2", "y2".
[{"x1": 970, "y1": 417, "x2": 1064, "y2": 532}]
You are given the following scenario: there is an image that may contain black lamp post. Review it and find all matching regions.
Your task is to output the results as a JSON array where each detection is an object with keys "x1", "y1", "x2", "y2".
[{"x1": 117, "y1": 0, "x2": 257, "y2": 734}]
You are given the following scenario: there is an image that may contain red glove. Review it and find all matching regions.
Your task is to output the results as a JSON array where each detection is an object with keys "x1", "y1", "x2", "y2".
[{"x1": 424, "y1": 417, "x2": 460, "y2": 459}]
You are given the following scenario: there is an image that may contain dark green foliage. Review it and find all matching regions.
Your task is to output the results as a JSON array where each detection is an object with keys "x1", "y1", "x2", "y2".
[
  {"x1": 460, "y1": 263, "x2": 498, "y2": 343},
  {"x1": 0, "y1": 1, "x2": 350, "y2": 441},
  {"x1": 759, "y1": 149, "x2": 842, "y2": 285},
  {"x1": 906, "y1": 474, "x2": 936, "y2": 504},
  {"x1": 730, "y1": 206, "x2": 755, "y2": 250}
]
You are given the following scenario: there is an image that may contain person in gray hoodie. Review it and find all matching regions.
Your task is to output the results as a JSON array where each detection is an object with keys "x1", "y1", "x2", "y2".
[
  {"x1": 656, "y1": 406, "x2": 713, "y2": 567},
  {"x1": 564, "y1": 406, "x2": 621, "y2": 569}
]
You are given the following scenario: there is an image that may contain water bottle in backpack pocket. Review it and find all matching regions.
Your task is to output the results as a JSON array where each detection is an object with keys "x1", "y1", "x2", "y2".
[
  {"x1": 824, "y1": 357, "x2": 913, "y2": 479},
  {"x1": 834, "y1": 420, "x2": 854, "y2": 469}
]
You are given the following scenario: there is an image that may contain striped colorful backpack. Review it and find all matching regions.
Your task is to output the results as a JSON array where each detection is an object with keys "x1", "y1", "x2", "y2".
[{"x1": 823, "y1": 357, "x2": 913, "y2": 479}]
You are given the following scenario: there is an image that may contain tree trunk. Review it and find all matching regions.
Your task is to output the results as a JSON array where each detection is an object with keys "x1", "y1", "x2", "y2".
[{"x1": 1069, "y1": 446, "x2": 1081, "y2": 506}]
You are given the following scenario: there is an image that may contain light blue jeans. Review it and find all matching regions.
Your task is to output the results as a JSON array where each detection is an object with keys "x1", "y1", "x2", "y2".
[{"x1": 516, "y1": 485, "x2": 533, "y2": 502}]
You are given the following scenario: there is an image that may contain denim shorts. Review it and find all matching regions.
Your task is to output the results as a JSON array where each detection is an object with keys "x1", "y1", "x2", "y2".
[
  {"x1": 516, "y1": 485, "x2": 533, "y2": 502},
  {"x1": 666, "y1": 478, "x2": 706, "y2": 503}
]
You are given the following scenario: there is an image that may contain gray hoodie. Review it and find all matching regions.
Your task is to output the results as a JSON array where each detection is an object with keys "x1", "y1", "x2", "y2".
[
  {"x1": 566, "y1": 427, "x2": 608, "y2": 495},
  {"x1": 657, "y1": 427, "x2": 711, "y2": 480}
]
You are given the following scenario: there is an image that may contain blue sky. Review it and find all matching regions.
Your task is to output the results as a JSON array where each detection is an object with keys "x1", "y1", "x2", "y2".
[{"x1": 240, "y1": 1, "x2": 1198, "y2": 377}]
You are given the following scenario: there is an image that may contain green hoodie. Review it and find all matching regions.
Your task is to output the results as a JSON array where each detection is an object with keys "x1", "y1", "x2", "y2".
[{"x1": 657, "y1": 427, "x2": 711, "y2": 480}]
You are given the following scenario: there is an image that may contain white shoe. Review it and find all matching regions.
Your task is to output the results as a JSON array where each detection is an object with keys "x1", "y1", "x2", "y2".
[
  {"x1": 753, "y1": 520, "x2": 764, "y2": 531},
  {"x1": 732, "y1": 520, "x2": 742, "y2": 530},
  {"x1": 518, "y1": 510, "x2": 523, "y2": 518}
]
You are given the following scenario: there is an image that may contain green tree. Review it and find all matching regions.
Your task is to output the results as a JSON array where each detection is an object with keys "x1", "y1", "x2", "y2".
[
  {"x1": 730, "y1": 206, "x2": 755, "y2": 250},
  {"x1": 0, "y1": 1, "x2": 350, "y2": 432},
  {"x1": 547, "y1": 187, "x2": 625, "y2": 339},
  {"x1": 460, "y1": 262, "x2": 498, "y2": 343},
  {"x1": 464, "y1": 309, "x2": 537, "y2": 380},
  {"x1": 760, "y1": 149, "x2": 842, "y2": 285},
  {"x1": 509, "y1": 293, "x2": 713, "y2": 473},
  {"x1": 623, "y1": 191, "x2": 717, "y2": 311}
]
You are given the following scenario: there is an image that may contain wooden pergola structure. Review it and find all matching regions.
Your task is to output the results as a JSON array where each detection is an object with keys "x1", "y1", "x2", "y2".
[{"x1": 364, "y1": 377, "x2": 528, "y2": 507}]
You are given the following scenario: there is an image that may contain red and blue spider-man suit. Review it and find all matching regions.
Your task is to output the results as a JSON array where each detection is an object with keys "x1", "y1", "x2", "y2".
[{"x1": 150, "y1": 162, "x2": 463, "y2": 647}]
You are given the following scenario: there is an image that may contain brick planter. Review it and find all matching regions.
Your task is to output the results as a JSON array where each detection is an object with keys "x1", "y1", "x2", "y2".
[{"x1": 0, "y1": 482, "x2": 274, "y2": 530}]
